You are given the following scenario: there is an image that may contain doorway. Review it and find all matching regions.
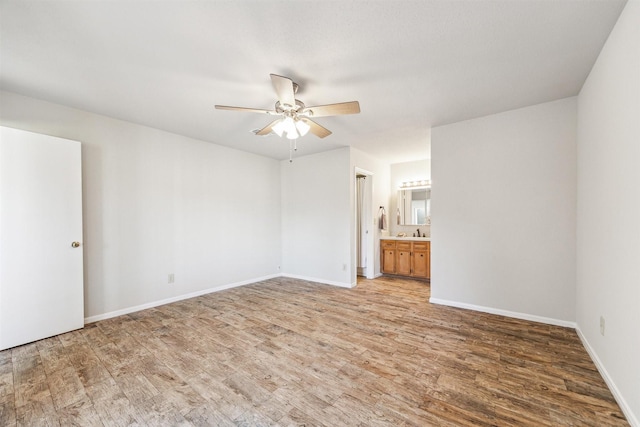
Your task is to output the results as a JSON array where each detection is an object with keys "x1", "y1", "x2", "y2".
[{"x1": 355, "y1": 168, "x2": 374, "y2": 279}]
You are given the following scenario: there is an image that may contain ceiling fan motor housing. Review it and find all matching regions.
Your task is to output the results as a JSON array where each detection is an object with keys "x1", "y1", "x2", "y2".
[{"x1": 275, "y1": 99, "x2": 306, "y2": 114}]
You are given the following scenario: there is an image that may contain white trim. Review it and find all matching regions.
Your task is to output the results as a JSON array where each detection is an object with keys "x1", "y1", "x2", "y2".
[
  {"x1": 281, "y1": 273, "x2": 355, "y2": 289},
  {"x1": 576, "y1": 327, "x2": 639, "y2": 427},
  {"x1": 84, "y1": 274, "x2": 280, "y2": 324},
  {"x1": 429, "y1": 297, "x2": 577, "y2": 328}
]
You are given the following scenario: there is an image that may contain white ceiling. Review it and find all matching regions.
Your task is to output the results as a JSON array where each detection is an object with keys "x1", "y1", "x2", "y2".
[{"x1": 0, "y1": 0, "x2": 626, "y2": 163}]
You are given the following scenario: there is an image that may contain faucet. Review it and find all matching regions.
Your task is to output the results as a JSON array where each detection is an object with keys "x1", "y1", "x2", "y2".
[{"x1": 416, "y1": 228, "x2": 420, "y2": 237}]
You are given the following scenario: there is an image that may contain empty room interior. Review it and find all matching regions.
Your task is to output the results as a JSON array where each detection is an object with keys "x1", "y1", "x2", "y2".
[{"x1": 0, "y1": 0, "x2": 638, "y2": 426}]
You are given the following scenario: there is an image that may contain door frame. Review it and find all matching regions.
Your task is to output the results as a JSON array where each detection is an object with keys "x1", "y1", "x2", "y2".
[{"x1": 353, "y1": 167, "x2": 375, "y2": 280}]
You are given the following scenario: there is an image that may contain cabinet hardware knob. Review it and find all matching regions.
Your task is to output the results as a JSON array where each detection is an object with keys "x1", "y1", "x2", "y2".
[{"x1": 71, "y1": 241, "x2": 81, "y2": 248}]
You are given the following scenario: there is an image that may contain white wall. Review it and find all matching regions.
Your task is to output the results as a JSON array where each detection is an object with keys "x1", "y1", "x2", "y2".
[
  {"x1": 389, "y1": 160, "x2": 431, "y2": 237},
  {"x1": 280, "y1": 148, "x2": 352, "y2": 287},
  {"x1": 350, "y1": 147, "x2": 391, "y2": 279},
  {"x1": 431, "y1": 97, "x2": 577, "y2": 325},
  {"x1": 0, "y1": 90, "x2": 282, "y2": 320},
  {"x1": 576, "y1": 1, "x2": 640, "y2": 424}
]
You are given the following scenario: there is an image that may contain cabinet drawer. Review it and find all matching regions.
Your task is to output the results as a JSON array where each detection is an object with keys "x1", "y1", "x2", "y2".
[
  {"x1": 413, "y1": 242, "x2": 430, "y2": 251},
  {"x1": 396, "y1": 242, "x2": 411, "y2": 251},
  {"x1": 381, "y1": 241, "x2": 396, "y2": 250}
]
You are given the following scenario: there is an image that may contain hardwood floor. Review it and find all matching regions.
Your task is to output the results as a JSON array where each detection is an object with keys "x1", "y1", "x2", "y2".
[{"x1": 0, "y1": 276, "x2": 629, "y2": 426}]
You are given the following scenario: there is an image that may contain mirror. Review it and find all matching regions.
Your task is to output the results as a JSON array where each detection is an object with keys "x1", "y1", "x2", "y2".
[{"x1": 397, "y1": 187, "x2": 430, "y2": 225}]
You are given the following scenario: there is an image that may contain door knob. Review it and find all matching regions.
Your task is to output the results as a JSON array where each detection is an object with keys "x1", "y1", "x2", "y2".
[{"x1": 71, "y1": 242, "x2": 81, "y2": 248}]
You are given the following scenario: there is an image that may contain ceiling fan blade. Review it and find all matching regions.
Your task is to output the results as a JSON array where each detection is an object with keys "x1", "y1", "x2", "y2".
[
  {"x1": 304, "y1": 101, "x2": 360, "y2": 117},
  {"x1": 215, "y1": 105, "x2": 276, "y2": 115},
  {"x1": 302, "y1": 118, "x2": 332, "y2": 138},
  {"x1": 254, "y1": 119, "x2": 282, "y2": 136},
  {"x1": 270, "y1": 74, "x2": 296, "y2": 108}
]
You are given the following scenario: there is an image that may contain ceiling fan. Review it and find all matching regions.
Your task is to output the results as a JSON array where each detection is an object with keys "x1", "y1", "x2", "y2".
[{"x1": 215, "y1": 74, "x2": 360, "y2": 140}]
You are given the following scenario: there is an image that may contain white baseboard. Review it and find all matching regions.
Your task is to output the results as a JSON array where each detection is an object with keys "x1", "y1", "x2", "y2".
[
  {"x1": 576, "y1": 327, "x2": 639, "y2": 427},
  {"x1": 281, "y1": 273, "x2": 355, "y2": 289},
  {"x1": 429, "y1": 297, "x2": 577, "y2": 328},
  {"x1": 84, "y1": 273, "x2": 281, "y2": 324}
]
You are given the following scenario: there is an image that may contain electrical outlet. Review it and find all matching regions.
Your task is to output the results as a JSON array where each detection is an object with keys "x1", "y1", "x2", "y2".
[
  {"x1": 168, "y1": 273, "x2": 175, "y2": 284},
  {"x1": 600, "y1": 316, "x2": 605, "y2": 336}
]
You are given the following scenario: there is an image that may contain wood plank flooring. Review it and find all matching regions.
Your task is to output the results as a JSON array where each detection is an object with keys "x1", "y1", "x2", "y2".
[{"x1": 0, "y1": 276, "x2": 629, "y2": 426}]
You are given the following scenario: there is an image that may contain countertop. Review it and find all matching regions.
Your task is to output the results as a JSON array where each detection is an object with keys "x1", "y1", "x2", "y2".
[{"x1": 380, "y1": 236, "x2": 431, "y2": 241}]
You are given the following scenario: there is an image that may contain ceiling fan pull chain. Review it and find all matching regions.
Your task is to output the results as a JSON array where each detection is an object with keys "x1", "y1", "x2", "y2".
[{"x1": 289, "y1": 139, "x2": 293, "y2": 163}]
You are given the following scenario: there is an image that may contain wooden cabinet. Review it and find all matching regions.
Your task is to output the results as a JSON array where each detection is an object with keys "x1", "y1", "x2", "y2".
[
  {"x1": 396, "y1": 242, "x2": 412, "y2": 276},
  {"x1": 381, "y1": 241, "x2": 396, "y2": 273},
  {"x1": 380, "y1": 239, "x2": 430, "y2": 280},
  {"x1": 412, "y1": 241, "x2": 430, "y2": 279}
]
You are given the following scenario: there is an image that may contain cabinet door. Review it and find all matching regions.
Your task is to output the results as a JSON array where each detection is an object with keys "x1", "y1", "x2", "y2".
[
  {"x1": 397, "y1": 249, "x2": 412, "y2": 276},
  {"x1": 412, "y1": 251, "x2": 429, "y2": 278},
  {"x1": 382, "y1": 249, "x2": 396, "y2": 273}
]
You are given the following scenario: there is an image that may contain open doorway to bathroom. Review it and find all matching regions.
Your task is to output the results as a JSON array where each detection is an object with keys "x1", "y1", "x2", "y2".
[{"x1": 355, "y1": 168, "x2": 374, "y2": 278}]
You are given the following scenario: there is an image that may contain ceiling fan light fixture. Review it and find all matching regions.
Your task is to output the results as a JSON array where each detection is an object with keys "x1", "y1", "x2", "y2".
[
  {"x1": 295, "y1": 119, "x2": 310, "y2": 137},
  {"x1": 285, "y1": 130, "x2": 299, "y2": 140},
  {"x1": 281, "y1": 116, "x2": 299, "y2": 139},
  {"x1": 272, "y1": 120, "x2": 286, "y2": 137},
  {"x1": 283, "y1": 116, "x2": 296, "y2": 132}
]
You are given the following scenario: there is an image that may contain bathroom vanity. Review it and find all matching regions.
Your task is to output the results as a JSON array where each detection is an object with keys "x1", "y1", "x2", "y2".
[{"x1": 380, "y1": 238, "x2": 430, "y2": 280}]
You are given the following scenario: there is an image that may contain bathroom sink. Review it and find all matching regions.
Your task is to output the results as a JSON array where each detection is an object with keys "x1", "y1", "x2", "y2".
[{"x1": 387, "y1": 236, "x2": 431, "y2": 241}]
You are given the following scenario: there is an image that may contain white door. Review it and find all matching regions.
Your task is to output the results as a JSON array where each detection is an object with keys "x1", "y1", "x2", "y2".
[{"x1": 0, "y1": 126, "x2": 84, "y2": 350}]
